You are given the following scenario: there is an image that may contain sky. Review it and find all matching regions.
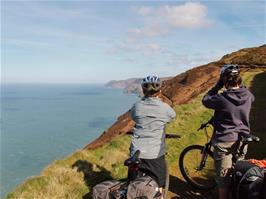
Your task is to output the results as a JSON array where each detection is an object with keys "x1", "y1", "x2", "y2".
[{"x1": 1, "y1": 0, "x2": 265, "y2": 84}]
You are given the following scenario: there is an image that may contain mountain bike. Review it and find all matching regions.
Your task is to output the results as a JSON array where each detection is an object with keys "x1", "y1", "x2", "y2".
[
  {"x1": 178, "y1": 118, "x2": 260, "y2": 191},
  {"x1": 109, "y1": 133, "x2": 181, "y2": 199}
]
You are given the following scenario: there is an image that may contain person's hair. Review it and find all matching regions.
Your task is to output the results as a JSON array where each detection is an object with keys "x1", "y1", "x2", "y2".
[{"x1": 223, "y1": 74, "x2": 242, "y2": 88}]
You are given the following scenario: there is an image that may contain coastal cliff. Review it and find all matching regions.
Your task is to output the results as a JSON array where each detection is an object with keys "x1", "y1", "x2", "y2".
[
  {"x1": 105, "y1": 77, "x2": 172, "y2": 95},
  {"x1": 6, "y1": 45, "x2": 266, "y2": 199},
  {"x1": 85, "y1": 45, "x2": 266, "y2": 150}
]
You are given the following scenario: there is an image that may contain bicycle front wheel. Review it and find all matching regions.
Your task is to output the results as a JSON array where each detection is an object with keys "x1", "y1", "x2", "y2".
[{"x1": 179, "y1": 145, "x2": 216, "y2": 190}]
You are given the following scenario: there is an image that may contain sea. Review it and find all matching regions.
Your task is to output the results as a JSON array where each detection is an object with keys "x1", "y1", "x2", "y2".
[{"x1": 0, "y1": 84, "x2": 138, "y2": 197}]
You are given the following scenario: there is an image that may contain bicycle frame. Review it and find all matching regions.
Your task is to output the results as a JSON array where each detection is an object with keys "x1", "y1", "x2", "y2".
[
  {"x1": 197, "y1": 119, "x2": 214, "y2": 171},
  {"x1": 197, "y1": 142, "x2": 212, "y2": 171}
]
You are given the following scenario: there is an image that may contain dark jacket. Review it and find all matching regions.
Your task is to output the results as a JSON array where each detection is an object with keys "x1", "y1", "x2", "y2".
[{"x1": 202, "y1": 82, "x2": 254, "y2": 142}]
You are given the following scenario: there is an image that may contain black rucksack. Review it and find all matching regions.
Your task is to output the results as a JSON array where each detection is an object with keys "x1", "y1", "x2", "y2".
[
  {"x1": 232, "y1": 160, "x2": 265, "y2": 199},
  {"x1": 126, "y1": 176, "x2": 160, "y2": 199},
  {"x1": 93, "y1": 180, "x2": 123, "y2": 199}
]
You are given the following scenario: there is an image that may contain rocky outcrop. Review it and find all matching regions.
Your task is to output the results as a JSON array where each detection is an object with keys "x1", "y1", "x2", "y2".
[
  {"x1": 106, "y1": 77, "x2": 172, "y2": 96},
  {"x1": 106, "y1": 78, "x2": 141, "y2": 90},
  {"x1": 85, "y1": 45, "x2": 266, "y2": 150}
]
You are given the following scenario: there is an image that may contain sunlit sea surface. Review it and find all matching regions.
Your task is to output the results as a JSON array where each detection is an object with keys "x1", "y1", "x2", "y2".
[{"x1": 1, "y1": 84, "x2": 137, "y2": 196}]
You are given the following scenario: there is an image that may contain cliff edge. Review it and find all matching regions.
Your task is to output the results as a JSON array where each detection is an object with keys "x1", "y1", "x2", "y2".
[{"x1": 85, "y1": 45, "x2": 266, "y2": 150}]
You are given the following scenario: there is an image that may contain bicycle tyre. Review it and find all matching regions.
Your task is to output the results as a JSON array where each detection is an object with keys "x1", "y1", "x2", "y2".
[{"x1": 179, "y1": 145, "x2": 216, "y2": 190}]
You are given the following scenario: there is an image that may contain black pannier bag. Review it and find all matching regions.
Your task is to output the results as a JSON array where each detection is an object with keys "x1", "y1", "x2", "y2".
[
  {"x1": 93, "y1": 176, "x2": 159, "y2": 199},
  {"x1": 232, "y1": 160, "x2": 264, "y2": 199},
  {"x1": 93, "y1": 180, "x2": 123, "y2": 199},
  {"x1": 127, "y1": 176, "x2": 160, "y2": 199}
]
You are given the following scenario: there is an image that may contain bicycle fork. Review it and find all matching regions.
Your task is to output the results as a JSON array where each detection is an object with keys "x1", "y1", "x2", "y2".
[{"x1": 197, "y1": 143, "x2": 211, "y2": 171}]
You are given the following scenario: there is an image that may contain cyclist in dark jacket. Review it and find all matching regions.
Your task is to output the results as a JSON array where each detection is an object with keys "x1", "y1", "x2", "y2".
[{"x1": 202, "y1": 64, "x2": 254, "y2": 199}]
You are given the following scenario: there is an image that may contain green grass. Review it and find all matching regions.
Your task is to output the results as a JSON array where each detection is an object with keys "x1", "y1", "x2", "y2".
[{"x1": 5, "y1": 69, "x2": 266, "y2": 199}]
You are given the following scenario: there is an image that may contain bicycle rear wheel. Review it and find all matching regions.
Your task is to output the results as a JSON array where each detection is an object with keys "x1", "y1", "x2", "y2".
[{"x1": 179, "y1": 145, "x2": 216, "y2": 190}]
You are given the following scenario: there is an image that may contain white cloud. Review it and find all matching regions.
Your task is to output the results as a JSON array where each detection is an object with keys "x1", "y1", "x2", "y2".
[
  {"x1": 163, "y1": 3, "x2": 212, "y2": 28},
  {"x1": 131, "y1": 2, "x2": 214, "y2": 37},
  {"x1": 109, "y1": 2, "x2": 218, "y2": 70}
]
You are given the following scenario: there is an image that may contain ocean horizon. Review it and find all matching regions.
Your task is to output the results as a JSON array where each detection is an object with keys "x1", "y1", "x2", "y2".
[{"x1": 0, "y1": 83, "x2": 137, "y2": 196}]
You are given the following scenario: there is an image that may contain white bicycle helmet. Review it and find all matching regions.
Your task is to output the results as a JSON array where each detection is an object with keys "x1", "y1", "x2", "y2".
[{"x1": 141, "y1": 75, "x2": 161, "y2": 92}]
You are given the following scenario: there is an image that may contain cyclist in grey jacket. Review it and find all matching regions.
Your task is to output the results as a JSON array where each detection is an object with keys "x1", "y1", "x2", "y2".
[
  {"x1": 130, "y1": 75, "x2": 176, "y2": 191},
  {"x1": 202, "y1": 64, "x2": 254, "y2": 199},
  {"x1": 130, "y1": 96, "x2": 176, "y2": 159}
]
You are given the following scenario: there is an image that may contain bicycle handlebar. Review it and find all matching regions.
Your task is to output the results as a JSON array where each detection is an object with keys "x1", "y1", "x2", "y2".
[
  {"x1": 197, "y1": 117, "x2": 214, "y2": 131},
  {"x1": 235, "y1": 134, "x2": 260, "y2": 162},
  {"x1": 241, "y1": 134, "x2": 260, "y2": 143},
  {"x1": 126, "y1": 131, "x2": 134, "y2": 135},
  {"x1": 165, "y1": 134, "x2": 181, "y2": 139},
  {"x1": 197, "y1": 123, "x2": 209, "y2": 131}
]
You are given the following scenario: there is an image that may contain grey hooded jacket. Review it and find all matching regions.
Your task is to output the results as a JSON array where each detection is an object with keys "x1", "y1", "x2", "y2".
[
  {"x1": 202, "y1": 82, "x2": 254, "y2": 142},
  {"x1": 130, "y1": 97, "x2": 176, "y2": 159}
]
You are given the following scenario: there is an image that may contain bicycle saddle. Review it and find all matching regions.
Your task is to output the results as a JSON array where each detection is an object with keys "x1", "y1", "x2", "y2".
[
  {"x1": 240, "y1": 134, "x2": 260, "y2": 143},
  {"x1": 124, "y1": 150, "x2": 141, "y2": 166}
]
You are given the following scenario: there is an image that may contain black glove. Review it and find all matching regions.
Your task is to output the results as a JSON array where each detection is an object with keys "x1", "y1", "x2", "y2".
[
  {"x1": 216, "y1": 77, "x2": 224, "y2": 89},
  {"x1": 206, "y1": 78, "x2": 224, "y2": 95}
]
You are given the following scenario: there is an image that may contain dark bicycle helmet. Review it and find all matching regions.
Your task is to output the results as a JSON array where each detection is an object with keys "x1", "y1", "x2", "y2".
[
  {"x1": 220, "y1": 64, "x2": 239, "y2": 78},
  {"x1": 141, "y1": 75, "x2": 161, "y2": 92},
  {"x1": 220, "y1": 64, "x2": 241, "y2": 87}
]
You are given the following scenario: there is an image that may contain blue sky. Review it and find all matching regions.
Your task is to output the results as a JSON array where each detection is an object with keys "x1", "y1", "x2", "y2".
[{"x1": 1, "y1": 0, "x2": 265, "y2": 84}]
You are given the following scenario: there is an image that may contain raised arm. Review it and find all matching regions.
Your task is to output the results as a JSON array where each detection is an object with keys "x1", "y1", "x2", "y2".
[{"x1": 202, "y1": 79, "x2": 224, "y2": 110}]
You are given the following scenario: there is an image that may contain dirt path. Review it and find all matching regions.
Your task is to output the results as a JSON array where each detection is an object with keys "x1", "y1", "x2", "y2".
[
  {"x1": 248, "y1": 71, "x2": 266, "y2": 159},
  {"x1": 167, "y1": 175, "x2": 217, "y2": 199}
]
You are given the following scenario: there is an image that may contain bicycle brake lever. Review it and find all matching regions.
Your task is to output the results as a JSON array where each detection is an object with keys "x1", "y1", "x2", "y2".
[
  {"x1": 197, "y1": 124, "x2": 203, "y2": 131},
  {"x1": 198, "y1": 123, "x2": 208, "y2": 131},
  {"x1": 252, "y1": 135, "x2": 260, "y2": 142}
]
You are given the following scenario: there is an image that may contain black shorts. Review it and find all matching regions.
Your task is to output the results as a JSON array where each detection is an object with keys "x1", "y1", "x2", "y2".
[{"x1": 139, "y1": 155, "x2": 166, "y2": 187}]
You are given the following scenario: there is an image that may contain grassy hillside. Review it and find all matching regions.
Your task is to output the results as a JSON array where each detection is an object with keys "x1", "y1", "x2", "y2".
[{"x1": 5, "y1": 69, "x2": 266, "y2": 199}]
